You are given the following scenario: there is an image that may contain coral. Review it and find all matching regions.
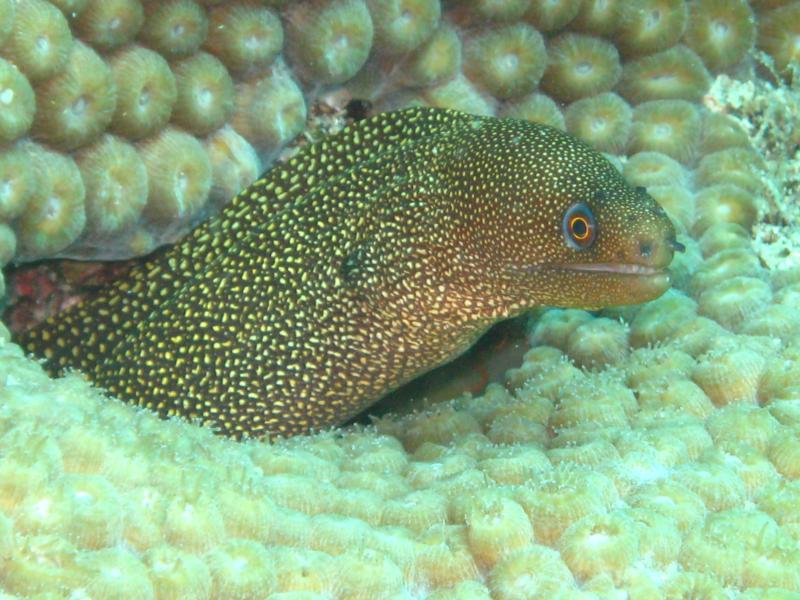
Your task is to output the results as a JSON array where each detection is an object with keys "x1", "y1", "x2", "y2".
[
  {"x1": 463, "y1": 23, "x2": 547, "y2": 99},
  {"x1": 2, "y1": 0, "x2": 73, "y2": 83},
  {"x1": 570, "y1": 0, "x2": 621, "y2": 36},
  {"x1": 706, "y1": 404, "x2": 780, "y2": 454},
  {"x1": 501, "y1": 93, "x2": 565, "y2": 130},
  {"x1": 647, "y1": 184, "x2": 694, "y2": 231},
  {"x1": 398, "y1": 22, "x2": 462, "y2": 88},
  {"x1": 0, "y1": 0, "x2": 14, "y2": 47},
  {"x1": 15, "y1": 144, "x2": 86, "y2": 259},
  {"x1": 700, "y1": 112, "x2": 751, "y2": 154},
  {"x1": 692, "y1": 341, "x2": 770, "y2": 404},
  {"x1": 0, "y1": 144, "x2": 34, "y2": 221},
  {"x1": 75, "y1": 134, "x2": 148, "y2": 238},
  {"x1": 698, "y1": 223, "x2": 752, "y2": 257},
  {"x1": 367, "y1": 0, "x2": 441, "y2": 55},
  {"x1": 138, "y1": 0, "x2": 208, "y2": 59},
  {"x1": 462, "y1": 0, "x2": 531, "y2": 22},
  {"x1": 558, "y1": 511, "x2": 640, "y2": 583},
  {"x1": 31, "y1": 41, "x2": 117, "y2": 151},
  {"x1": 618, "y1": 45, "x2": 712, "y2": 104},
  {"x1": 138, "y1": 128, "x2": 212, "y2": 225},
  {"x1": 523, "y1": 0, "x2": 581, "y2": 32},
  {"x1": 204, "y1": 4, "x2": 284, "y2": 76},
  {"x1": 171, "y1": 52, "x2": 235, "y2": 136},
  {"x1": 144, "y1": 545, "x2": 212, "y2": 599},
  {"x1": 204, "y1": 125, "x2": 261, "y2": 205},
  {"x1": 0, "y1": 222, "x2": 15, "y2": 266},
  {"x1": 230, "y1": 66, "x2": 308, "y2": 153},
  {"x1": 540, "y1": 33, "x2": 622, "y2": 102},
  {"x1": 284, "y1": 0, "x2": 374, "y2": 86},
  {"x1": 767, "y1": 429, "x2": 800, "y2": 479},
  {"x1": 696, "y1": 276, "x2": 773, "y2": 330},
  {"x1": 693, "y1": 184, "x2": 760, "y2": 236},
  {"x1": 628, "y1": 99, "x2": 701, "y2": 163},
  {"x1": 689, "y1": 247, "x2": 765, "y2": 295},
  {"x1": 684, "y1": 0, "x2": 756, "y2": 72},
  {"x1": 1, "y1": 1, "x2": 800, "y2": 596},
  {"x1": 515, "y1": 466, "x2": 620, "y2": 545},
  {"x1": 206, "y1": 540, "x2": 277, "y2": 598},
  {"x1": 757, "y1": 3, "x2": 800, "y2": 78},
  {"x1": 487, "y1": 545, "x2": 577, "y2": 599},
  {"x1": 564, "y1": 316, "x2": 629, "y2": 368},
  {"x1": 463, "y1": 490, "x2": 534, "y2": 569},
  {"x1": 564, "y1": 92, "x2": 632, "y2": 154},
  {"x1": 630, "y1": 290, "x2": 697, "y2": 347},
  {"x1": 614, "y1": 0, "x2": 688, "y2": 56},
  {"x1": 0, "y1": 58, "x2": 35, "y2": 143},
  {"x1": 108, "y1": 45, "x2": 177, "y2": 140},
  {"x1": 422, "y1": 73, "x2": 494, "y2": 115},
  {"x1": 623, "y1": 150, "x2": 688, "y2": 188},
  {"x1": 72, "y1": 0, "x2": 145, "y2": 51},
  {"x1": 694, "y1": 147, "x2": 766, "y2": 193}
]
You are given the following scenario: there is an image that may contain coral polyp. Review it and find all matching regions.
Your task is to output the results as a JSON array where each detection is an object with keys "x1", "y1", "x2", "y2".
[
  {"x1": 629, "y1": 99, "x2": 701, "y2": 163},
  {"x1": 204, "y1": 4, "x2": 284, "y2": 76},
  {"x1": 138, "y1": 127, "x2": 212, "y2": 225},
  {"x1": 0, "y1": 145, "x2": 34, "y2": 221},
  {"x1": 108, "y1": 45, "x2": 177, "y2": 140},
  {"x1": 171, "y1": 52, "x2": 235, "y2": 136},
  {"x1": 138, "y1": 0, "x2": 209, "y2": 59},
  {"x1": 502, "y1": 92, "x2": 565, "y2": 130},
  {"x1": 399, "y1": 22, "x2": 462, "y2": 88},
  {"x1": 571, "y1": 0, "x2": 621, "y2": 35},
  {"x1": 463, "y1": 22, "x2": 547, "y2": 98},
  {"x1": 564, "y1": 92, "x2": 632, "y2": 154},
  {"x1": 367, "y1": 0, "x2": 442, "y2": 55},
  {"x1": 31, "y1": 42, "x2": 117, "y2": 151},
  {"x1": 72, "y1": 0, "x2": 145, "y2": 51},
  {"x1": 285, "y1": 0, "x2": 375, "y2": 85},
  {"x1": 614, "y1": 0, "x2": 688, "y2": 56},
  {"x1": 204, "y1": 125, "x2": 261, "y2": 205},
  {"x1": 16, "y1": 144, "x2": 87, "y2": 259},
  {"x1": 230, "y1": 66, "x2": 307, "y2": 152},
  {"x1": 684, "y1": 0, "x2": 756, "y2": 72},
  {"x1": 0, "y1": 58, "x2": 35, "y2": 143},
  {"x1": 692, "y1": 184, "x2": 760, "y2": 236},
  {"x1": 0, "y1": 0, "x2": 14, "y2": 47},
  {"x1": 523, "y1": 0, "x2": 581, "y2": 32},
  {"x1": 76, "y1": 134, "x2": 148, "y2": 238},
  {"x1": 540, "y1": 33, "x2": 622, "y2": 102},
  {"x1": 618, "y1": 45, "x2": 712, "y2": 103},
  {"x1": 2, "y1": 0, "x2": 73, "y2": 83},
  {"x1": 757, "y1": 2, "x2": 800, "y2": 78}
]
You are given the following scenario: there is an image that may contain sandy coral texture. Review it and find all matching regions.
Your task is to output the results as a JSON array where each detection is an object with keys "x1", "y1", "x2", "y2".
[{"x1": 1, "y1": 0, "x2": 800, "y2": 597}]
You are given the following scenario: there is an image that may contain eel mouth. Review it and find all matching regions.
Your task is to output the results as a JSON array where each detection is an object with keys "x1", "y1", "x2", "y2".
[{"x1": 558, "y1": 263, "x2": 666, "y2": 276}]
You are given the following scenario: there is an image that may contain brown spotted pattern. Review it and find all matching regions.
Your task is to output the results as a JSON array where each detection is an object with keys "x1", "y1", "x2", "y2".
[{"x1": 19, "y1": 107, "x2": 676, "y2": 438}]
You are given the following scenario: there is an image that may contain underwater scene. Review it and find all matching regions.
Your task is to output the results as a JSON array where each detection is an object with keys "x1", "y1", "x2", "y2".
[{"x1": 1, "y1": 0, "x2": 800, "y2": 597}]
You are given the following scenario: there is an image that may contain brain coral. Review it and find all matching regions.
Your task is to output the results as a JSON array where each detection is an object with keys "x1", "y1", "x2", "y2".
[{"x1": 1, "y1": 0, "x2": 800, "y2": 597}]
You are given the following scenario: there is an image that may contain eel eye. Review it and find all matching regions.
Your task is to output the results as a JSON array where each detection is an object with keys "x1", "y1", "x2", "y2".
[{"x1": 563, "y1": 203, "x2": 597, "y2": 250}]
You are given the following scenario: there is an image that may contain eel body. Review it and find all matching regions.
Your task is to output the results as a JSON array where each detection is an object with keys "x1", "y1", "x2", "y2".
[{"x1": 19, "y1": 107, "x2": 677, "y2": 438}]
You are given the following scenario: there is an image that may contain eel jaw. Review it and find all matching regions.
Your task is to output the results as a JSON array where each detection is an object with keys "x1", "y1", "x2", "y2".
[
  {"x1": 558, "y1": 262, "x2": 673, "y2": 305},
  {"x1": 516, "y1": 261, "x2": 673, "y2": 308},
  {"x1": 559, "y1": 263, "x2": 666, "y2": 276}
]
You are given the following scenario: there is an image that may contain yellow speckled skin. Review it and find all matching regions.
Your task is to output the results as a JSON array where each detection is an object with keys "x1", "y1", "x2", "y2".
[{"x1": 19, "y1": 108, "x2": 676, "y2": 438}]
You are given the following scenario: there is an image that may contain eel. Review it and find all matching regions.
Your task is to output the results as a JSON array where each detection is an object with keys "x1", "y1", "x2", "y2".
[{"x1": 18, "y1": 107, "x2": 679, "y2": 439}]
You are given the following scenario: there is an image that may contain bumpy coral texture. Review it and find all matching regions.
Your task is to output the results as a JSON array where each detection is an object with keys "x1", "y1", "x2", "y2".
[
  {"x1": 1, "y1": 0, "x2": 800, "y2": 597},
  {"x1": 0, "y1": 0, "x2": 791, "y2": 267}
]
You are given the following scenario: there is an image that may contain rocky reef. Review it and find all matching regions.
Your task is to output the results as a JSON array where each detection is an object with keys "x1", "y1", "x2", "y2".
[{"x1": 1, "y1": 0, "x2": 800, "y2": 597}]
